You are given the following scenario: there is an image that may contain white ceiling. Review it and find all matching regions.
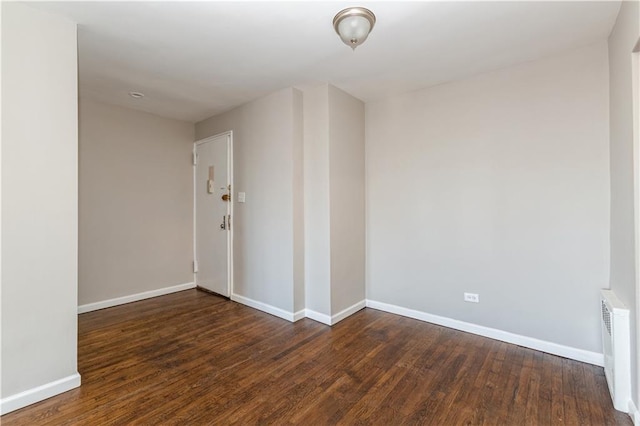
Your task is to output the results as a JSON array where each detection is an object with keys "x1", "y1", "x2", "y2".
[{"x1": 29, "y1": 1, "x2": 621, "y2": 123}]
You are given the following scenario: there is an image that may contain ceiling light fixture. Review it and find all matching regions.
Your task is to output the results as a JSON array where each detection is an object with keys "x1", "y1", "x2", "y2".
[
  {"x1": 128, "y1": 91, "x2": 145, "y2": 99},
  {"x1": 333, "y1": 7, "x2": 376, "y2": 50}
]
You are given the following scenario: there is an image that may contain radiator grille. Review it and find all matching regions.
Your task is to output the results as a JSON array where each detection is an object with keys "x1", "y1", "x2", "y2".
[{"x1": 601, "y1": 300, "x2": 611, "y2": 336}]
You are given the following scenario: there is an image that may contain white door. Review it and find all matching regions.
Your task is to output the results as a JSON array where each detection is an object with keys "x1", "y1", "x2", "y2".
[{"x1": 195, "y1": 133, "x2": 232, "y2": 297}]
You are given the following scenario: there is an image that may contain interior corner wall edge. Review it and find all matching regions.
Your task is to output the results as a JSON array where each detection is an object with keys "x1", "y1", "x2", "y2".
[
  {"x1": 78, "y1": 98, "x2": 195, "y2": 306},
  {"x1": 327, "y1": 85, "x2": 366, "y2": 315},
  {"x1": 1, "y1": 2, "x2": 80, "y2": 410},
  {"x1": 302, "y1": 84, "x2": 366, "y2": 318},
  {"x1": 365, "y1": 41, "x2": 610, "y2": 355},
  {"x1": 303, "y1": 84, "x2": 332, "y2": 316},
  {"x1": 608, "y1": 0, "x2": 640, "y2": 412},
  {"x1": 195, "y1": 88, "x2": 302, "y2": 314},
  {"x1": 292, "y1": 88, "x2": 305, "y2": 313}
]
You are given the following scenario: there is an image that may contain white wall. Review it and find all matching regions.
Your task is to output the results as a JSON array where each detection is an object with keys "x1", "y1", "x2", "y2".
[
  {"x1": 1, "y1": 2, "x2": 80, "y2": 413},
  {"x1": 195, "y1": 88, "x2": 304, "y2": 315},
  {"x1": 608, "y1": 0, "x2": 640, "y2": 412},
  {"x1": 78, "y1": 98, "x2": 195, "y2": 306},
  {"x1": 304, "y1": 85, "x2": 332, "y2": 316},
  {"x1": 366, "y1": 42, "x2": 610, "y2": 354},
  {"x1": 292, "y1": 93, "x2": 305, "y2": 313},
  {"x1": 303, "y1": 85, "x2": 366, "y2": 321},
  {"x1": 328, "y1": 86, "x2": 366, "y2": 315}
]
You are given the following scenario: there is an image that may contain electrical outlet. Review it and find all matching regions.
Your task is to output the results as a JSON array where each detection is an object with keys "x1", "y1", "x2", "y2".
[{"x1": 464, "y1": 293, "x2": 479, "y2": 303}]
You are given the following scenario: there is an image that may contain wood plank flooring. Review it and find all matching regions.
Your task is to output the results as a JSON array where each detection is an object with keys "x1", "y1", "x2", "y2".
[{"x1": 2, "y1": 289, "x2": 632, "y2": 425}]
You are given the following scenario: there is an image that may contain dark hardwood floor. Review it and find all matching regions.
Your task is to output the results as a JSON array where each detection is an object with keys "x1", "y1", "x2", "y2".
[{"x1": 2, "y1": 289, "x2": 631, "y2": 425}]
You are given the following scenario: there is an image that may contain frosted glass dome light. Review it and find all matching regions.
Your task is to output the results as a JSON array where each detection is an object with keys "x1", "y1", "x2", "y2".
[{"x1": 333, "y1": 7, "x2": 376, "y2": 50}]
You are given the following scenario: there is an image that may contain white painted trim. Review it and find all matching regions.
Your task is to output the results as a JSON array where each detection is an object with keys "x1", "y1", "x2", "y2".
[
  {"x1": 632, "y1": 49, "x2": 640, "y2": 426},
  {"x1": 228, "y1": 132, "x2": 234, "y2": 298},
  {"x1": 304, "y1": 309, "x2": 332, "y2": 325},
  {"x1": 192, "y1": 143, "x2": 197, "y2": 286},
  {"x1": 229, "y1": 296, "x2": 364, "y2": 325},
  {"x1": 630, "y1": 398, "x2": 640, "y2": 425},
  {"x1": 78, "y1": 282, "x2": 195, "y2": 314},
  {"x1": 366, "y1": 299, "x2": 604, "y2": 366},
  {"x1": 194, "y1": 130, "x2": 232, "y2": 147},
  {"x1": 231, "y1": 293, "x2": 297, "y2": 322},
  {"x1": 305, "y1": 300, "x2": 366, "y2": 326},
  {"x1": 0, "y1": 372, "x2": 81, "y2": 415},
  {"x1": 293, "y1": 309, "x2": 306, "y2": 322},
  {"x1": 331, "y1": 300, "x2": 366, "y2": 325}
]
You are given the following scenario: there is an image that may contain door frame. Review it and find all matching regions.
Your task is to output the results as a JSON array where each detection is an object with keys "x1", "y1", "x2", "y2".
[
  {"x1": 193, "y1": 130, "x2": 234, "y2": 297},
  {"x1": 633, "y1": 45, "x2": 639, "y2": 419}
]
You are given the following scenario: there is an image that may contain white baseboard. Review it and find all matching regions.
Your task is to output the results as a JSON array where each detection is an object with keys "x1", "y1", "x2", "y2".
[
  {"x1": 78, "y1": 282, "x2": 196, "y2": 314},
  {"x1": 629, "y1": 398, "x2": 640, "y2": 425},
  {"x1": 332, "y1": 300, "x2": 366, "y2": 324},
  {"x1": 229, "y1": 296, "x2": 365, "y2": 326},
  {"x1": 293, "y1": 309, "x2": 306, "y2": 322},
  {"x1": 366, "y1": 299, "x2": 604, "y2": 366},
  {"x1": 0, "y1": 372, "x2": 81, "y2": 415},
  {"x1": 305, "y1": 300, "x2": 366, "y2": 326},
  {"x1": 231, "y1": 293, "x2": 298, "y2": 322},
  {"x1": 305, "y1": 309, "x2": 332, "y2": 325}
]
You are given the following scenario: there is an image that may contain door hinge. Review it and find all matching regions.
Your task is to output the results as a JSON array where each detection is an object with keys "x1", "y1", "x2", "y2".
[
  {"x1": 193, "y1": 260, "x2": 198, "y2": 273},
  {"x1": 192, "y1": 152, "x2": 197, "y2": 166}
]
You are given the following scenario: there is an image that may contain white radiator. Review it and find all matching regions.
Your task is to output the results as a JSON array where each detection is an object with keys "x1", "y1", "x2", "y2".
[{"x1": 600, "y1": 289, "x2": 631, "y2": 412}]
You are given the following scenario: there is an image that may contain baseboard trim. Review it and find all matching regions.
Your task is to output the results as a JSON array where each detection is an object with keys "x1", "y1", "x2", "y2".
[
  {"x1": 332, "y1": 300, "x2": 366, "y2": 325},
  {"x1": 0, "y1": 372, "x2": 81, "y2": 415},
  {"x1": 78, "y1": 282, "x2": 196, "y2": 314},
  {"x1": 629, "y1": 399, "x2": 639, "y2": 425},
  {"x1": 366, "y1": 299, "x2": 604, "y2": 366},
  {"x1": 305, "y1": 300, "x2": 366, "y2": 326},
  {"x1": 293, "y1": 309, "x2": 306, "y2": 322},
  {"x1": 231, "y1": 293, "x2": 297, "y2": 322},
  {"x1": 305, "y1": 309, "x2": 332, "y2": 325},
  {"x1": 228, "y1": 294, "x2": 364, "y2": 325}
]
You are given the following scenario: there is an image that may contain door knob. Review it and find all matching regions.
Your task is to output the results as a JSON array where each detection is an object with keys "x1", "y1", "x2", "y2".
[{"x1": 222, "y1": 193, "x2": 231, "y2": 202}]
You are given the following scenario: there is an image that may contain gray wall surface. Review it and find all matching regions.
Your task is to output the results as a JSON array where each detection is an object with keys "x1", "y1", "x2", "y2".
[
  {"x1": 366, "y1": 42, "x2": 610, "y2": 353},
  {"x1": 608, "y1": 0, "x2": 640, "y2": 409},
  {"x1": 1, "y1": 1, "x2": 79, "y2": 402},
  {"x1": 78, "y1": 98, "x2": 195, "y2": 305},
  {"x1": 196, "y1": 88, "x2": 304, "y2": 314}
]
